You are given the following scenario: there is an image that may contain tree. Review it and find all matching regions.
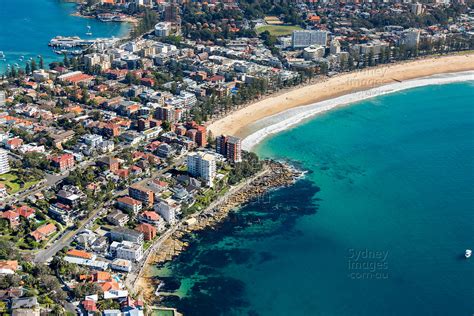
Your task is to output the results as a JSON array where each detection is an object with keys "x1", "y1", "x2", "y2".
[
  {"x1": 31, "y1": 59, "x2": 37, "y2": 72},
  {"x1": 97, "y1": 299, "x2": 120, "y2": 310},
  {"x1": 39, "y1": 56, "x2": 44, "y2": 69},
  {"x1": 81, "y1": 88, "x2": 89, "y2": 104},
  {"x1": 25, "y1": 63, "x2": 31, "y2": 75},
  {"x1": 63, "y1": 53, "x2": 70, "y2": 67}
]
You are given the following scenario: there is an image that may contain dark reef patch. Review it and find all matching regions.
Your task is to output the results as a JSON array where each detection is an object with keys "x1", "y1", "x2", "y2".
[{"x1": 157, "y1": 178, "x2": 320, "y2": 314}]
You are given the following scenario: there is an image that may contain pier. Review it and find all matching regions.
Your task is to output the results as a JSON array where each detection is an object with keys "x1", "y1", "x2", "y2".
[{"x1": 48, "y1": 36, "x2": 117, "y2": 48}]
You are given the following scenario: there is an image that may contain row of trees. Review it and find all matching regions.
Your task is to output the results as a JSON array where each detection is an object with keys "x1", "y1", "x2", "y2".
[
  {"x1": 190, "y1": 77, "x2": 271, "y2": 123},
  {"x1": 130, "y1": 8, "x2": 158, "y2": 39}
]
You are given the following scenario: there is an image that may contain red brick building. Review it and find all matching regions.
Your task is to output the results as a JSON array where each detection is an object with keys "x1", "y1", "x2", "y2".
[
  {"x1": 196, "y1": 125, "x2": 207, "y2": 147},
  {"x1": 129, "y1": 185, "x2": 154, "y2": 206},
  {"x1": 50, "y1": 153, "x2": 75, "y2": 172},
  {"x1": 135, "y1": 223, "x2": 157, "y2": 241}
]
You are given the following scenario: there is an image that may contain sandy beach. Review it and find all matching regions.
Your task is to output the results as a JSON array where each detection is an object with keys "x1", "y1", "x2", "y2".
[{"x1": 208, "y1": 53, "x2": 474, "y2": 139}]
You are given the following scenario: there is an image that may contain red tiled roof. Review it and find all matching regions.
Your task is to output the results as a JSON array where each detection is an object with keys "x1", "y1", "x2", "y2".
[
  {"x1": 66, "y1": 249, "x2": 93, "y2": 259},
  {"x1": 64, "y1": 73, "x2": 94, "y2": 84},
  {"x1": 136, "y1": 223, "x2": 156, "y2": 234},
  {"x1": 82, "y1": 299, "x2": 98, "y2": 312},
  {"x1": 142, "y1": 211, "x2": 160, "y2": 221},
  {"x1": 92, "y1": 271, "x2": 112, "y2": 283},
  {"x1": 117, "y1": 196, "x2": 142, "y2": 206},
  {"x1": 13, "y1": 205, "x2": 36, "y2": 218},
  {"x1": 0, "y1": 260, "x2": 19, "y2": 272},
  {"x1": 2, "y1": 210, "x2": 19, "y2": 220},
  {"x1": 30, "y1": 223, "x2": 57, "y2": 241},
  {"x1": 100, "y1": 281, "x2": 120, "y2": 292}
]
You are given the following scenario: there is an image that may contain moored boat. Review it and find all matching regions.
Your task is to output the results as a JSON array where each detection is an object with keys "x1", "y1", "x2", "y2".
[{"x1": 465, "y1": 249, "x2": 471, "y2": 258}]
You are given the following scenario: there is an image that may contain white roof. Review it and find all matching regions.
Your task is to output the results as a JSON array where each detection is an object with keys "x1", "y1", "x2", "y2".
[{"x1": 104, "y1": 290, "x2": 129, "y2": 299}]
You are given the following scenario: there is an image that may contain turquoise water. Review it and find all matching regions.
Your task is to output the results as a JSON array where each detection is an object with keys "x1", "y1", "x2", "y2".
[
  {"x1": 0, "y1": 0, "x2": 130, "y2": 73},
  {"x1": 158, "y1": 81, "x2": 474, "y2": 315}
]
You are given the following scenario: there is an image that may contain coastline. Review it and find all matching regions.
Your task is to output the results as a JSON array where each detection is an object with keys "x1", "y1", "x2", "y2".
[
  {"x1": 134, "y1": 161, "x2": 302, "y2": 303},
  {"x1": 207, "y1": 53, "x2": 474, "y2": 143}
]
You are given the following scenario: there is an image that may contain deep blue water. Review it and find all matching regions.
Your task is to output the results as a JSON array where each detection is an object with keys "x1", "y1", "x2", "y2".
[
  {"x1": 0, "y1": 0, "x2": 130, "y2": 73},
  {"x1": 157, "y1": 81, "x2": 474, "y2": 316}
]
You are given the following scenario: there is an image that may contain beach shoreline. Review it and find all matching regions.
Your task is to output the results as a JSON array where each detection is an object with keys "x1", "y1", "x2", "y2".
[{"x1": 207, "y1": 53, "x2": 474, "y2": 142}]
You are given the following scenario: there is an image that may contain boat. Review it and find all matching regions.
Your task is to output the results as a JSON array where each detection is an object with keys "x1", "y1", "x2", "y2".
[
  {"x1": 86, "y1": 25, "x2": 92, "y2": 36},
  {"x1": 465, "y1": 249, "x2": 472, "y2": 259}
]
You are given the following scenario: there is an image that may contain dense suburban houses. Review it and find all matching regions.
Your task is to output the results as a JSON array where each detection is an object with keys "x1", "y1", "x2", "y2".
[{"x1": 0, "y1": 0, "x2": 473, "y2": 314}]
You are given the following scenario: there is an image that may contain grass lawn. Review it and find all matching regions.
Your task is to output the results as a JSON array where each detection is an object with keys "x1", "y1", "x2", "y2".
[
  {"x1": 256, "y1": 24, "x2": 302, "y2": 36},
  {"x1": 0, "y1": 171, "x2": 39, "y2": 194}
]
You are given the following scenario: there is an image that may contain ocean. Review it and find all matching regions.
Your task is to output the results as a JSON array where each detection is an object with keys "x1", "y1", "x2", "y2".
[
  {"x1": 156, "y1": 78, "x2": 474, "y2": 315},
  {"x1": 0, "y1": 0, "x2": 130, "y2": 73}
]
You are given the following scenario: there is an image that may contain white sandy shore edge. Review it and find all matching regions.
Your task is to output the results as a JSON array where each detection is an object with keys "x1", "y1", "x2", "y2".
[
  {"x1": 208, "y1": 54, "x2": 474, "y2": 141},
  {"x1": 242, "y1": 71, "x2": 474, "y2": 151}
]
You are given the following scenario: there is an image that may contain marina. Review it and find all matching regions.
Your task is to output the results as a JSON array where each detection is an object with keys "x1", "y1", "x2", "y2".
[{"x1": 49, "y1": 36, "x2": 98, "y2": 48}]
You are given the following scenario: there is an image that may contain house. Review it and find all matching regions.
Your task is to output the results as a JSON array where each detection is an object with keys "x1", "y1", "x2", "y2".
[
  {"x1": 0, "y1": 260, "x2": 19, "y2": 274},
  {"x1": 0, "y1": 287, "x2": 23, "y2": 300},
  {"x1": 116, "y1": 196, "x2": 142, "y2": 215},
  {"x1": 2, "y1": 210, "x2": 20, "y2": 228},
  {"x1": 103, "y1": 289, "x2": 129, "y2": 299},
  {"x1": 12, "y1": 205, "x2": 36, "y2": 219},
  {"x1": 30, "y1": 223, "x2": 57, "y2": 242},
  {"x1": 11, "y1": 297, "x2": 39, "y2": 316},
  {"x1": 113, "y1": 168, "x2": 130, "y2": 179},
  {"x1": 110, "y1": 258, "x2": 133, "y2": 273},
  {"x1": 121, "y1": 296, "x2": 144, "y2": 312},
  {"x1": 0, "y1": 183, "x2": 6, "y2": 197},
  {"x1": 135, "y1": 223, "x2": 157, "y2": 241},
  {"x1": 91, "y1": 236, "x2": 108, "y2": 253},
  {"x1": 50, "y1": 153, "x2": 74, "y2": 172},
  {"x1": 90, "y1": 271, "x2": 113, "y2": 283},
  {"x1": 48, "y1": 202, "x2": 76, "y2": 226},
  {"x1": 82, "y1": 299, "x2": 98, "y2": 314},
  {"x1": 66, "y1": 249, "x2": 94, "y2": 260},
  {"x1": 107, "y1": 210, "x2": 129, "y2": 227},
  {"x1": 75, "y1": 230, "x2": 97, "y2": 249},
  {"x1": 57, "y1": 188, "x2": 83, "y2": 207},
  {"x1": 100, "y1": 280, "x2": 120, "y2": 292},
  {"x1": 5, "y1": 137, "x2": 23, "y2": 150},
  {"x1": 103, "y1": 310, "x2": 122, "y2": 316}
]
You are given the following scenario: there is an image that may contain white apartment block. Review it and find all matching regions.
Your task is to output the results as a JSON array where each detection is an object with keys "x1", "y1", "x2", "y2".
[
  {"x1": 115, "y1": 241, "x2": 143, "y2": 262},
  {"x1": 401, "y1": 28, "x2": 421, "y2": 48},
  {"x1": 292, "y1": 30, "x2": 329, "y2": 48},
  {"x1": 0, "y1": 149, "x2": 10, "y2": 175},
  {"x1": 187, "y1": 152, "x2": 217, "y2": 187},
  {"x1": 154, "y1": 22, "x2": 172, "y2": 37},
  {"x1": 84, "y1": 53, "x2": 111, "y2": 70},
  {"x1": 154, "y1": 199, "x2": 179, "y2": 223}
]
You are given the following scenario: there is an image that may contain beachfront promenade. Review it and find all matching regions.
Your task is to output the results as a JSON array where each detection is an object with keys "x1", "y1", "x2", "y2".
[{"x1": 208, "y1": 53, "x2": 474, "y2": 139}]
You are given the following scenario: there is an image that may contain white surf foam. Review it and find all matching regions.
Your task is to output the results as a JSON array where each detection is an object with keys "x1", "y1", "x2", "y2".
[{"x1": 242, "y1": 71, "x2": 474, "y2": 151}]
